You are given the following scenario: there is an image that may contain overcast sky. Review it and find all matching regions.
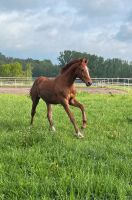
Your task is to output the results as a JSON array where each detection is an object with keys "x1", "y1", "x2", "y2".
[{"x1": 0, "y1": 0, "x2": 132, "y2": 63}]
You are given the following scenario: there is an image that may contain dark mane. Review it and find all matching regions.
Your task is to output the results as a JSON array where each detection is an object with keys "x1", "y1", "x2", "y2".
[{"x1": 61, "y1": 59, "x2": 81, "y2": 74}]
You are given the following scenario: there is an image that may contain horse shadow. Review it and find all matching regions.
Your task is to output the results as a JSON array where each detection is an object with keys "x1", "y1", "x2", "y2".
[
  {"x1": 0, "y1": 119, "x2": 27, "y2": 132},
  {"x1": 127, "y1": 117, "x2": 132, "y2": 124}
]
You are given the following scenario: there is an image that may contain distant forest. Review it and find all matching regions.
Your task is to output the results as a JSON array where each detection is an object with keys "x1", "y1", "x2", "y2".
[{"x1": 0, "y1": 50, "x2": 132, "y2": 78}]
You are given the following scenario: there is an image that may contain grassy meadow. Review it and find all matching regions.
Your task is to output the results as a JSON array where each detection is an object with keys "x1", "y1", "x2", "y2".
[{"x1": 0, "y1": 92, "x2": 131, "y2": 200}]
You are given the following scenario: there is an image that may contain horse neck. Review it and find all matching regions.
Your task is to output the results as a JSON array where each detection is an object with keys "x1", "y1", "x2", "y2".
[{"x1": 60, "y1": 65, "x2": 77, "y2": 87}]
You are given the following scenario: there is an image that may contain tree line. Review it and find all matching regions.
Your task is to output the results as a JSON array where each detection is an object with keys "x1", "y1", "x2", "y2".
[{"x1": 0, "y1": 51, "x2": 132, "y2": 78}]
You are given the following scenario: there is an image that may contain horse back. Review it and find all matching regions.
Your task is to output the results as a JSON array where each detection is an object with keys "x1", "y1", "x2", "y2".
[{"x1": 30, "y1": 76, "x2": 50, "y2": 97}]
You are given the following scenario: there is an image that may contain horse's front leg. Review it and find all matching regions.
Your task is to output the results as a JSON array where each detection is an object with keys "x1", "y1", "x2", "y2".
[
  {"x1": 70, "y1": 98, "x2": 87, "y2": 129},
  {"x1": 62, "y1": 99, "x2": 84, "y2": 138},
  {"x1": 46, "y1": 103, "x2": 56, "y2": 132}
]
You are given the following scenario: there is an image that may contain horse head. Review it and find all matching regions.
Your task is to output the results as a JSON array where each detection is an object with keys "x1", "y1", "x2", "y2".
[{"x1": 76, "y1": 58, "x2": 92, "y2": 86}]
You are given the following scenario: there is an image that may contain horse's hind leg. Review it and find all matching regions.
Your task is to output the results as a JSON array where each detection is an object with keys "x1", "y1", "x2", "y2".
[
  {"x1": 46, "y1": 103, "x2": 56, "y2": 132},
  {"x1": 30, "y1": 97, "x2": 40, "y2": 125}
]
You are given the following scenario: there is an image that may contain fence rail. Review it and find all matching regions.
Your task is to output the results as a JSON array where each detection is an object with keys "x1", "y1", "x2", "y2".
[
  {"x1": 0, "y1": 77, "x2": 132, "y2": 88},
  {"x1": 0, "y1": 77, "x2": 34, "y2": 87},
  {"x1": 91, "y1": 78, "x2": 132, "y2": 87}
]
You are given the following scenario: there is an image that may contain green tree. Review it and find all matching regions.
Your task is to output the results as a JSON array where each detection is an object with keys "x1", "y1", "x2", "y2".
[
  {"x1": 0, "y1": 64, "x2": 11, "y2": 76},
  {"x1": 24, "y1": 63, "x2": 32, "y2": 77},
  {"x1": 0, "y1": 62, "x2": 23, "y2": 77},
  {"x1": 1, "y1": 51, "x2": 132, "y2": 78},
  {"x1": 32, "y1": 59, "x2": 59, "y2": 77},
  {"x1": 10, "y1": 62, "x2": 23, "y2": 77}
]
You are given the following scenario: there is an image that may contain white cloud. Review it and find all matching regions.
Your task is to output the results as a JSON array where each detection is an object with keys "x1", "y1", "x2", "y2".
[
  {"x1": 116, "y1": 23, "x2": 132, "y2": 42},
  {"x1": 0, "y1": 0, "x2": 132, "y2": 62}
]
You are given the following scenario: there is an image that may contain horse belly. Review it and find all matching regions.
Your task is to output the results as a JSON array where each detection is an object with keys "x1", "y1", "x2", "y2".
[{"x1": 40, "y1": 91, "x2": 59, "y2": 104}]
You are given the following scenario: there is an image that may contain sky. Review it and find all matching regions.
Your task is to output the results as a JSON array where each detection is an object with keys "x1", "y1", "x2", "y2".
[{"x1": 0, "y1": 0, "x2": 132, "y2": 63}]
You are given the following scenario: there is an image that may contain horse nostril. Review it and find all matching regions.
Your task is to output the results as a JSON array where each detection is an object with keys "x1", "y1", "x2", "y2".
[
  {"x1": 86, "y1": 82, "x2": 92, "y2": 86},
  {"x1": 90, "y1": 82, "x2": 92, "y2": 85}
]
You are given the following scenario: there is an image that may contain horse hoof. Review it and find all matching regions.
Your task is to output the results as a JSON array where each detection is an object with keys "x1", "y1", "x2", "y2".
[
  {"x1": 76, "y1": 132, "x2": 84, "y2": 138},
  {"x1": 50, "y1": 126, "x2": 56, "y2": 132},
  {"x1": 81, "y1": 125, "x2": 86, "y2": 129},
  {"x1": 81, "y1": 123, "x2": 87, "y2": 129}
]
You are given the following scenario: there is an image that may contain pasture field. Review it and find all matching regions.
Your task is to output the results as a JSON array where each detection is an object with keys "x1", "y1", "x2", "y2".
[{"x1": 0, "y1": 93, "x2": 131, "y2": 200}]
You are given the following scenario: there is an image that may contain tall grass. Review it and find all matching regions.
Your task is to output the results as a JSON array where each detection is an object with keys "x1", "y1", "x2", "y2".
[{"x1": 0, "y1": 93, "x2": 131, "y2": 200}]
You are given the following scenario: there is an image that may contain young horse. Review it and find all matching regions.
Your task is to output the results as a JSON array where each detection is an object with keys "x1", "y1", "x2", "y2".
[{"x1": 30, "y1": 58, "x2": 92, "y2": 138}]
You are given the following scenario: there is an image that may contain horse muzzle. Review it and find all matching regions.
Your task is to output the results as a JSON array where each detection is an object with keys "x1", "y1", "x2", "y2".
[{"x1": 86, "y1": 82, "x2": 92, "y2": 87}]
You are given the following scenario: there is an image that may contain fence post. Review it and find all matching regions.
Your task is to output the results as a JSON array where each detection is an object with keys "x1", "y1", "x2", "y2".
[
  {"x1": 15, "y1": 79, "x2": 16, "y2": 88},
  {"x1": 108, "y1": 78, "x2": 109, "y2": 86},
  {"x1": 112, "y1": 78, "x2": 113, "y2": 85},
  {"x1": 124, "y1": 79, "x2": 125, "y2": 88}
]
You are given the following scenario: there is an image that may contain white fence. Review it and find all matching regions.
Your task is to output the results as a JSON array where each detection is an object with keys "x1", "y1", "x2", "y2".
[
  {"x1": 0, "y1": 77, "x2": 132, "y2": 88},
  {"x1": 91, "y1": 78, "x2": 132, "y2": 87},
  {"x1": 0, "y1": 77, "x2": 34, "y2": 87}
]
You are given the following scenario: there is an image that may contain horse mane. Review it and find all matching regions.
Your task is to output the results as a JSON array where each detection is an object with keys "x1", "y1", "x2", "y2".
[{"x1": 60, "y1": 59, "x2": 81, "y2": 74}]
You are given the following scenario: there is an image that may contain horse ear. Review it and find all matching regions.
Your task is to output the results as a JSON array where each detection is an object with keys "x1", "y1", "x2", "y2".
[
  {"x1": 80, "y1": 58, "x2": 83, "y2": 62},
  {"x1": 81, "y1": 58, "x2": 88, "y2": 64}
]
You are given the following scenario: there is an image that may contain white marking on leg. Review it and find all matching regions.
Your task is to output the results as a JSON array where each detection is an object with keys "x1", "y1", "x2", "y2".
[
  {"x1": 51, "y1": 126, "x2": 56, "y2": 132},
  {"x1": 76, "y1": 131, "x2": 84, "y2": 138}
]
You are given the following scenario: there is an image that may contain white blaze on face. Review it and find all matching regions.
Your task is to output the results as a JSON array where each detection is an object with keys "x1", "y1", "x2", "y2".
[{"x1": 84, "y1": 65, "x2": 90, "y2": 77}]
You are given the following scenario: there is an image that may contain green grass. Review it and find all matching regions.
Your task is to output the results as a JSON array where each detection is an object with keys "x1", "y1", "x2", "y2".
[{"x1": 0, "y1": 93, "x2": 131, "y2": 200}]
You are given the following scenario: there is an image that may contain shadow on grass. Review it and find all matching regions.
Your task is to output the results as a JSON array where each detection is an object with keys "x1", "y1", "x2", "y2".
[
  {"x1": 0, "y1": 118, "x2": 30, "y2": 132},
  {"x1": 0, "y1": 118, "x2": 50, "y2": 149},
  {"x1": 127, "y1": 117, "x2": 132, "y2": 123}
]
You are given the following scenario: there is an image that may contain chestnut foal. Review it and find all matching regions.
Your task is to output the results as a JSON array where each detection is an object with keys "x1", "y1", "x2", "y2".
[{"x1": 30, "y1": 58, "x2": 92, "y2": 138}]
